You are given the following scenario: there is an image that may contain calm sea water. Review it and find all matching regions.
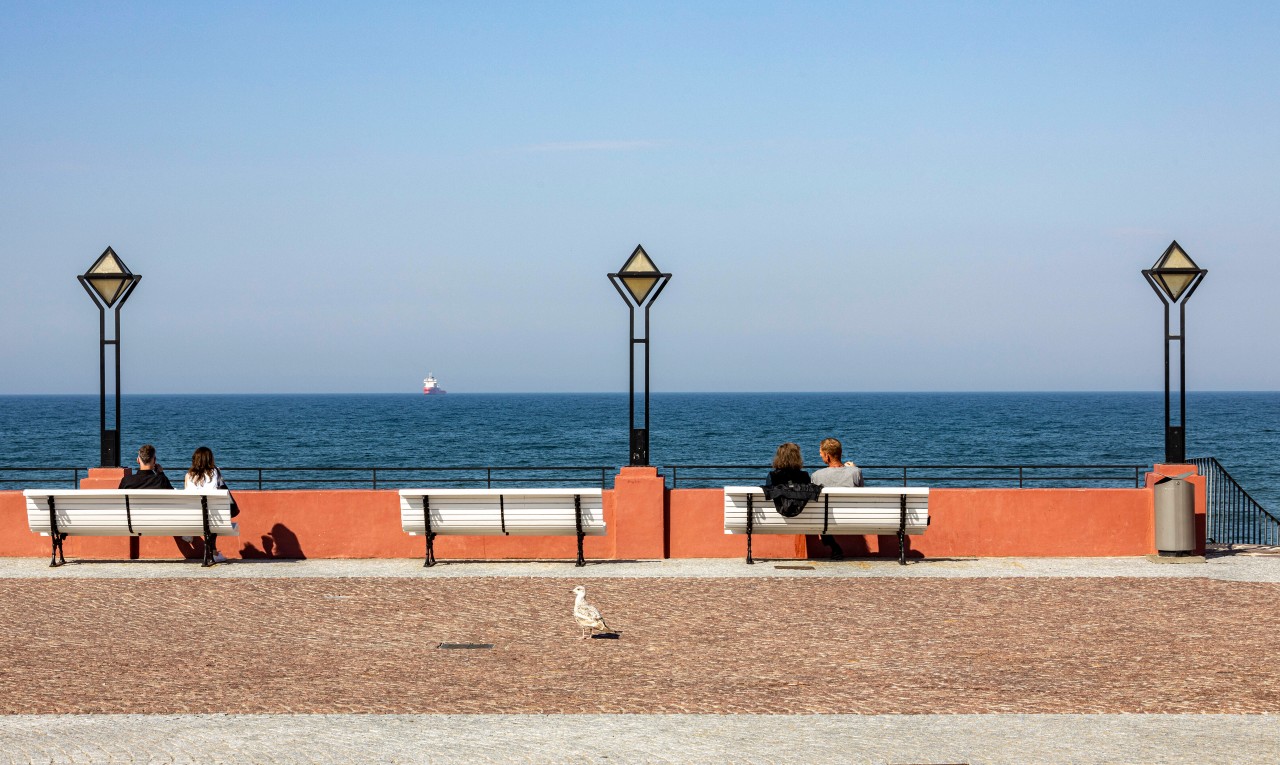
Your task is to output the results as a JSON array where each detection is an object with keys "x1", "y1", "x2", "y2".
[{"x1": 0, "y1": 392, "x2": 1275, "y2": 508}]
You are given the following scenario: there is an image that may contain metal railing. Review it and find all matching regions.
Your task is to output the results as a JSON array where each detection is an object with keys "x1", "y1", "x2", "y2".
[
  {"x1": 666, "y1": 464, "x2": 1150, "y2": 489},
  {"x1": 2, "y1": 464, "x2": 1152, "y2": 491},
  {"x1": 0, "y1": 467, "x2": 83, "y2": 488},
  {"x1": 218, "y1": 465, "x2": 615, "y2": 490},
  {"x1": 1190, "y1": 457, "x2": 1280, "y2": 546}
]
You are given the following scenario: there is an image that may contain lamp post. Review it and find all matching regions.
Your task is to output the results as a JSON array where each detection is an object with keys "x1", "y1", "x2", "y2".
[
  {"x1": 1142, "y1": 240, "x2": 1206, "y2": 464},
  {"x1": 608, "y1": 245, "x2": 671, "y2": 466},
  {"x1": 78, "y1": 247, "x2": 142, "y2": 467}
]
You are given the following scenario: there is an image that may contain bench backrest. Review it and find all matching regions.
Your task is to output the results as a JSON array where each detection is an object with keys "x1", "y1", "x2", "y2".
[
  {"x1": 23, "y1": 490, "x2": 237, "y2": 537},
  {"x1": 398, "y1": 489, "x2": 606, "y2": 536},
  {"x1": 723, "y1": 486, "x2": 929, "y2": 535}
]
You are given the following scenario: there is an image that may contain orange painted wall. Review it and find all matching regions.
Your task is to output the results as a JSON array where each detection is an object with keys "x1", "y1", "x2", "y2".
[
  {"x1": 0, "y1": 466, "x2": 1207, "y2": 560},
  {"x1": 664, "y1": 486, "x2": 1160, "y2": 559},
  {"x1": 665, "y1": 488, "x2": 807, "y2": 560}
]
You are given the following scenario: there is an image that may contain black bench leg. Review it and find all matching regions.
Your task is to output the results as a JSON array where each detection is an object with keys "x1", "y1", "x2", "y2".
[
  {"x1": 576, "y1": 532, "x2": 585, "y2": 567},
  {"x1": 898, "y1": 494, "x2": 908, "y2": 566},
  {"x1": 50, "y1": 533, "x2": 66, "y2": 568},
  {"x1": 424, "y1": 532, "x2": 436, "y2": 567},
  {"x1": 821, "y1": 534, "x2": 844, "y2": 560},
  {"x1": 202, "y1": 532, "x2": 217, "y2": 567},
  {"x1": 745, "y1": 494, "x2": 755, "y2": 564}
]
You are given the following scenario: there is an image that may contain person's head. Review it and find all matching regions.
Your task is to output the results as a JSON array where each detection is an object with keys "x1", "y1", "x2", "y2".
[
  {"x1": 772, "y1": 442, "x2": 803, "y2": 470},
  {"x1": 819, "y1": 437, "x2": 843, "y2": 466},
  {"x1": 136, "y1": 444, "x2": 157, "y2": 468},
  {"x1": 188, "y1": 446, "x2": 216, "y2": 481}
]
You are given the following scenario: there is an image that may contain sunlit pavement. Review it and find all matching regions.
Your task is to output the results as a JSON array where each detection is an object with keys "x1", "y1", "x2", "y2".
[{"x1": 1, "y1": 552, "x2": 1277, "y2": 764}]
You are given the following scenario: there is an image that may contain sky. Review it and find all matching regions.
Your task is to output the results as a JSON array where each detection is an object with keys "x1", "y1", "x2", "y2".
[{"x1": 2, "y1": 1, "x2": 1278, "y2": 394}]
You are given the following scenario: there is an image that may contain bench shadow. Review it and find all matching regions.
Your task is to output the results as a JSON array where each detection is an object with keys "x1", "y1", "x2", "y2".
[
  {"x1": 804, "y1": 534, "x2": 930, "y2": 561},
  {"x1": 238, "y1": 523, "x2": 307, "y2": 560},
  {"x1": 428, "y1": 559, "x2": 652, "y2": 567}
]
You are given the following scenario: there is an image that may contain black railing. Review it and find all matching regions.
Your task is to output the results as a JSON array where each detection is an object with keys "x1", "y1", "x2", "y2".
[
  {"x1": 1190, "y1": 457, "x2": 1280, "y2": 546},
  {"x1": 217, "y1": 466, "x2": 615, "y2": 491},
  {"x1": 666, "y1": 464, "x2": 1150, "y2": 489},
  {"x1": 0, "y1": 467, "x2": 83, "y2": 488},
  {"x1": 1, "y1": 464, "x2": 1154, "y2": 491}
]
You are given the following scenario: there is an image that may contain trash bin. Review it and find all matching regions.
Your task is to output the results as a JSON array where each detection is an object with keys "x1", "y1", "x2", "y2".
[{"x1": 1154, "y1": 471, "x2": 1195, "y2": 556}]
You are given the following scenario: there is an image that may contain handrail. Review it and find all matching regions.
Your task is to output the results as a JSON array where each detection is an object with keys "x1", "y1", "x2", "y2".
[
  {"x1": 1189, "y1": 457, "x2": 1279, "y2": 546},
  {"x1": 1, "y1": 464, "x2": 1152, "y2": 490},
  {"x1": 0, "y1": 467, "x2": 82, "y2": 488},
  {"x1": 218, "y1": 465, "x2": 614, "y2": 491},
  {"x1": 666, "y1": 464, "x2": 1148, "y2": 489}
]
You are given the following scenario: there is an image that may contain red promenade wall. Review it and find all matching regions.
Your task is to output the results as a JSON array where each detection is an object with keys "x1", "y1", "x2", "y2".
[{"x1": 0, "y1": 466, "x2": 1205, "y2": 560}]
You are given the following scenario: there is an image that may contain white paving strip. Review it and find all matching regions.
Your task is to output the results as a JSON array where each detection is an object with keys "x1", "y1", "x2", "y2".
[
  {"x1": 1, "y1": 550, "x2": 1278, "y2": 581},
  {"x1": 0, "y1": 713, "x2": 1275, "y2": 764}
]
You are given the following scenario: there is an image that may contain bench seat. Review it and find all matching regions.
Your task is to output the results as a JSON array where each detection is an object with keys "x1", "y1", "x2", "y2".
[
  {"x1": 398, "y1": 488, "x2": 605, "y2": 567},
  {"x1": 723, "y1": 486, "x2": 929, "y2": 564},
  {"x1": 23, "y1": 489, "x2": 237, "y2": 567}
]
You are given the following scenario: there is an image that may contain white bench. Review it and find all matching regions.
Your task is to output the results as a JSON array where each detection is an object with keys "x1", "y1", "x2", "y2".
[
  {"x1": 398, "y1": 488, "x2": 606, "y2": 567},
  {"x1": 23, "y1": 489, "x2": 238, "y2": 567},
  {"x1": 724, "y1": 486, "x2": 929, "y2": 565}
]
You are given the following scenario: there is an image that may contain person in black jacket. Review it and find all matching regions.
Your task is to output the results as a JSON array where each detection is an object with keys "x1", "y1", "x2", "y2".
[
  {"x1": 765, "y1": 441, "x2": 842, "y2": 558},
  {"x1": 118, "y1": 444, "x2": 174, "y2": 490},
  {"x1": 766, "y1": 442, "x2": 810, "y2": 487}
]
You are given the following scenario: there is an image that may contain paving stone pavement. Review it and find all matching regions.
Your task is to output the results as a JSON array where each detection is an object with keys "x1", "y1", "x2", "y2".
[
  {"x1": 1, "y1": 553, "x2": 1278, "y2": 763},
  {"x1": 0, "y1": 713, "x2": 1277, "y2": 764}
]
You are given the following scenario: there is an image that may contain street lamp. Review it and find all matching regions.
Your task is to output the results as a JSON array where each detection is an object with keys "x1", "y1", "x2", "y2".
[
  {"x1": 1142, "y1": 240, "x2": 1206, "y2": 464},
  {"x1": 608, "y1": 245, "x2": 671, "y2": 466},
  {"x1": 78, "y1": 247, "x2": 142, "y2": 467}
]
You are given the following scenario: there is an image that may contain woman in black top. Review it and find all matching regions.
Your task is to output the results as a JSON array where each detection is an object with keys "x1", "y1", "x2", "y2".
[{"x1": 767, "y1": 442, "x2": 810, "y2": 486}]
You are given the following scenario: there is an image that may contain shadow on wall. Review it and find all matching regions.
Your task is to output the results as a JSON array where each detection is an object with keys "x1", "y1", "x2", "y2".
[
  {"x1": 172, "y1": 524, "x2": 306, "y2": 560},
  {"x1": 240, "y1": 524, "x2": 307, "y2": 559}
]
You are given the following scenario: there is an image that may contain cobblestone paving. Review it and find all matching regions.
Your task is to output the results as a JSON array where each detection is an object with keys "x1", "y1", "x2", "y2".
[
  {"x1": 0, "y1": 713, "x2": 1277, "y2": 764},
  {"x1": 2, "y1": 576, "x2": 1277, "y2": 715}
]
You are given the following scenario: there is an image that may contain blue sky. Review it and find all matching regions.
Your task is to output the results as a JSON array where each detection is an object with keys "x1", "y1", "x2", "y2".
[{"x1": 2, "y1": 2, "x2": 1277, "y2": 393}]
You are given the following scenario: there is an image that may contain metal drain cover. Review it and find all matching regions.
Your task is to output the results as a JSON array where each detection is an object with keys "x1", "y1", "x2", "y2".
[
  {"x1": 775, "y1": 565, "x2": 815, "y2": 570},
  {"x1": 438, "y1": 643, "x2": 494, "y2": 650}
]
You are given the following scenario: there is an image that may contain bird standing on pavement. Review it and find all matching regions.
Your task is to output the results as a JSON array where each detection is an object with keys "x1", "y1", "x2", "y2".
[{"x1": 572, "y1": 585, "x2": 612, "y2": 639}]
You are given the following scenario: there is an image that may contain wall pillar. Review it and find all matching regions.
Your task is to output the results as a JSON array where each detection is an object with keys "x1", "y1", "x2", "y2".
[
  {"x1": 612, "y1": 466, "x2": 667, "y2": 560},
  {"x1": 80, "y1": 467, "x2": 130, "y2": 489}
]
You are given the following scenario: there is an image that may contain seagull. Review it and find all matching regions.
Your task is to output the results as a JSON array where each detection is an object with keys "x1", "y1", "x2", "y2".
[{"x1": 572, "y1": 585, "x2": 612, "y2": 639}]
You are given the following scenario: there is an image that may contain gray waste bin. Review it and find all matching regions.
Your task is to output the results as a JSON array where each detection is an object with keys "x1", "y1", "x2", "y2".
[{"x1": 1154, "y1": 471, "x2": 1195, "y2": 556}]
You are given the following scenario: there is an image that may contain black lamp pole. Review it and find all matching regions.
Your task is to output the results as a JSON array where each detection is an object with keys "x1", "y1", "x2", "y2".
[
  {"x1": 78, "y1": 247, "x2": 141, "y2": 468},
  {"x1": 1142, "y1": 240, "x2": 1206, "y2": 464},
  {"x1": 608, "y1": 245, "x2": 671, "y2": 466}
]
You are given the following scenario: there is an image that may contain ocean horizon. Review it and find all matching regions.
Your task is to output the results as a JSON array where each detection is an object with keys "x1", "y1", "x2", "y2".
[{"x1": 2, "y1": 391, "x2": 1276, "y2": 511}]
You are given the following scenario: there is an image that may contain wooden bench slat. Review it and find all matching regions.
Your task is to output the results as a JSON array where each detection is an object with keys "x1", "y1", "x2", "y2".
[
  {"x1": 398, "y1": 490, "x2": 606, "y2": 537},
  {"x1": 23, "y1": 490, "x2": 238, "y2": 537},
  {"x1": 723, "y1": 486, "x2": 930, "y2": 535}
]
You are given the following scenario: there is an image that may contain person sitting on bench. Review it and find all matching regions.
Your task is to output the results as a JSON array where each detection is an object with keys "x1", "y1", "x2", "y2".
[{"x1": 118, "y1": 444, "x2": 175, "y2": 490}]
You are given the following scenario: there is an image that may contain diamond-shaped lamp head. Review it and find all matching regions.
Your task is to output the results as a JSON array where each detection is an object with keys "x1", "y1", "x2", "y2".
[
  {"x1": 80, "y1": 247, "x2": 139, "y2": 308},
  {"x1": 615, "y1": 245, "x2": 663, "y2": 305},
  {"x1": 1148, "y1": 240, "x2": 1204, "y2": 302}
]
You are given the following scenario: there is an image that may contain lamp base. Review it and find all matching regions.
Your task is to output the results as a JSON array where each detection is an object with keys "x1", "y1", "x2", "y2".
[
  {"x1": 629, "y1": 428, "x2": 649, "y2": 466},
  {"x1": 1165, "y1": 426, "x2": 1185, "y2": 464}
]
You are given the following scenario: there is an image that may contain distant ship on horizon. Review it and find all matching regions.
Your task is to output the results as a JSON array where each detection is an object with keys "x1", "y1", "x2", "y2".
[{"x1": 423, "y1": 374, "x2": 446, "y2": 395}]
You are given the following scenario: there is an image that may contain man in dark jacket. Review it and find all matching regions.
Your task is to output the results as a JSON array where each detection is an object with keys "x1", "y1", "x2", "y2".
[{"x1": 118, "y1": 444, "x2": 174, "y2": 489}]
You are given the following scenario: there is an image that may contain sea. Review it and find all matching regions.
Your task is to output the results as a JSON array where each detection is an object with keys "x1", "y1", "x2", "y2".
[{"x1": 0, "y1": 392, "x2": 1276, "y2": 510}]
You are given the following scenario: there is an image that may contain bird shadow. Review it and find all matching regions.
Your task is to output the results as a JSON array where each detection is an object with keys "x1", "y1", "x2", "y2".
[{"x1": 591, "y1": 633, "x2": 621, "y2": 640}]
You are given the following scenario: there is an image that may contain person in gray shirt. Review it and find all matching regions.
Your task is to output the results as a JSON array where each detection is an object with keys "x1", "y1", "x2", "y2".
[{"x1": 810, "y1": 437, "x2": 864, "y2": 487}]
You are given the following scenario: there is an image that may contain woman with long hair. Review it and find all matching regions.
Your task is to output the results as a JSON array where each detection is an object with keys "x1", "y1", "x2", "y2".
[
  {"x1": 185, "y1": 446, "x2": 230, "y2": 563},
  {"x1": 767, "y1": 442, "x2": 810, "y2": 487}
]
